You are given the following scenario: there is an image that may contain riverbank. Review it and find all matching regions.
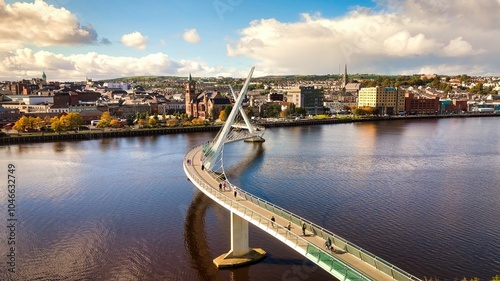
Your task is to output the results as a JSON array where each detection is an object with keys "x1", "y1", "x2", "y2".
[{"x1": 1, "y1": 113, "x2": 498, "y2": 145}]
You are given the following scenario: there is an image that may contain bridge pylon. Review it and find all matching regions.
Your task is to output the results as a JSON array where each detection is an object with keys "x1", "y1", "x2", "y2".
[
  {"x1": 203, "y1": 66, "x2": 264, "y2": 171},
  {"x1": 213, "y1": 212, "x2": 266, "y2": 268}
]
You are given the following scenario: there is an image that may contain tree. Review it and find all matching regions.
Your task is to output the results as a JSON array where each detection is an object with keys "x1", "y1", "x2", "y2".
[
  {"x1": 60, "y1": 113, "x2": 82, "y2": 131},
  {"x1": 264, "y1": 103, "x2": 281, "y2": 118},
  {"x1": 148, "y1": 118, "x2": 158, "y2": 127},
  {"x1": 244, "y1": 108, "x2": 254, "y2": 118},
  {"x1": 138, "y1": 119, "x2": 148, "y2": 128},
  {"x1": 210, "y1": 107, "x2": 217, "y2": 120},
  {"x1": 97, "y1": 112, "x2": 112, "y2": 128},
  {"x1": 219, "y1": 110, "x2": 228, "y2": 121},
  {"x1": 289, "y1": 103, "x2": 296, "y2": 114},
  {"x1": 50, "y1": 117, "x2": 64, "y2": 134},
  {"x1": 166, "y1": 118, "x2": 179, "y2": 127},
  {"x1": 295, "y1": 107, "x2": 307, "y2": 116},
  {"x1": 280, "y1": 108, "x2": 290, "y2": 118},
  {"x1": 110, "y1": 119, "x2": 120, "y2": 128},
  {"x1": 12, "y1": 116, "x2": 29, "y2": 132},
  {"x1": 224, "y1": 105, "x2": 233, "y2": 119}
]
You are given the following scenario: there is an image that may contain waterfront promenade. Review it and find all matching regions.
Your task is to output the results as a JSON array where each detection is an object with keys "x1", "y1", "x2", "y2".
[
  {"x1": 184, "y1": 144, "x2": 421, "y2": 281},
  {"x1": 1, "y1": 112, "x2": 498, "y2": 145}
]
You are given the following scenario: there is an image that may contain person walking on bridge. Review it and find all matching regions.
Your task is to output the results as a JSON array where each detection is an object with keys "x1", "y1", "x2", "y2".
[{"x1": 302, "y1": 223, "x2": 306, "y2": 236}]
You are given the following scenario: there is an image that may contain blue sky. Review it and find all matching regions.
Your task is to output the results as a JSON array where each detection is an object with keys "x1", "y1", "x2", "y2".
[{"x1": 1, "y1": 0, "x2": 499, "y2": 81}]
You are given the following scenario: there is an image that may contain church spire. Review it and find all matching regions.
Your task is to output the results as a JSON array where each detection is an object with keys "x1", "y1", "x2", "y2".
[{"x1": 343, "y1": 64, "x2": 348, "y2": 87}]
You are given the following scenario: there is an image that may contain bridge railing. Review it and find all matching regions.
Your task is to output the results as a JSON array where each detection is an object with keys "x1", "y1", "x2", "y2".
[
  {"x1": 185, "y1": 145, "x2": 421, "y2": 281},
  {"x1": 184, "y1": 147, "x2": 375, "y2": 281},
  {"x1": 228, "y1": 182, "x2": 421, "y2": 281}
]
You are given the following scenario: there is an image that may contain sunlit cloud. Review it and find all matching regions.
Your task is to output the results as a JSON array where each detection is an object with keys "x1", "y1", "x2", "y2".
[
  {"x1": 183, "y1": 29, "x2": 201, "y2": 44},
  {"x1": 121, "y1": 32, "x2": 148, "y2": 50}
]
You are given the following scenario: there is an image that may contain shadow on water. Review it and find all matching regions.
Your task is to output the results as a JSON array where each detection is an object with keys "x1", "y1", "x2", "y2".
[
  {"x1": 185, "y1": 187, "x2": 255, "y2": 281},
  {"x1": 225, "y1": 142, "x2": 265, "y2": 179},
  {"x1": 184, "y1": 190, "x2": 219, "y2": 281}
]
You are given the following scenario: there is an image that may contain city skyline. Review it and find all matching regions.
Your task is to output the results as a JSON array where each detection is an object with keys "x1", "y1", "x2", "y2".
[{"x1": 1, "y1": 0, "x2": 500, "y2": 81}]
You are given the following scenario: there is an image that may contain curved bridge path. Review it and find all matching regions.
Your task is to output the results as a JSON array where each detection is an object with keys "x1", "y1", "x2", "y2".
[{"x1": 184, "y1": 145, "x2": 421, "y2": 281}]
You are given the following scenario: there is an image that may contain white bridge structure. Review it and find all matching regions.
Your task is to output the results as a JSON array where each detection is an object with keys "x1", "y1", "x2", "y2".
[{"x1": 183, "y1": 67, "x2": 422, "y2": 281}]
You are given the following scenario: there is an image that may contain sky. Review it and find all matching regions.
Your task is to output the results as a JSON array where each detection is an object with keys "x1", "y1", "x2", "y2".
[{"x1": 1, "y1": 0, "x2": 500, "y2": 81}]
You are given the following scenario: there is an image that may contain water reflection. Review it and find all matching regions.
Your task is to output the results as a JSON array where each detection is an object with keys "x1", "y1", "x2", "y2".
[
  {"x1": 184, "y1": 190, "x2": 220, "y2": 280},
  {"x1": 185, "y1": 190, "x2": 253, "y2": 281},
  {"x1": 53, "y1": 141, "x2": 66, "y2": 152}
]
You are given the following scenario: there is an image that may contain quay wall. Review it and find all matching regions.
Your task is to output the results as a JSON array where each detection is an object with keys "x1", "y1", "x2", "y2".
[{"x1": 1, "y1": 113, "x2": 498, "y2": 145}]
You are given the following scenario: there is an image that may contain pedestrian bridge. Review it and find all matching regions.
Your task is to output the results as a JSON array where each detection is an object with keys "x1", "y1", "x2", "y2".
[{"x1": 183, "y1": 67, "x2": 422, "y2": 281}]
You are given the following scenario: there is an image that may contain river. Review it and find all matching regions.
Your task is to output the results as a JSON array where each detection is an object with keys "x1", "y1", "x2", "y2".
[{"x1": 0, "y1": 117, "x2": 498, "y2": 281}]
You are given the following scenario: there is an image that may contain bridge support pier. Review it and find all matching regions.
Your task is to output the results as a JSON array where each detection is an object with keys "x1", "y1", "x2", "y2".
[{"x1": 213, "y1": 212, "x2": 266, "y2": 268}]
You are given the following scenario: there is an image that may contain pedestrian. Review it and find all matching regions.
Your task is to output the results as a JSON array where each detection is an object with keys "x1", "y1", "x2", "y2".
[
  {"x1": 287, "y1": 222, "x2": 291, "y2": 231},
  {"x1": 233, "y1": 189, "x2": 237, "y2": 199},
  {"x1": 219, "y1": 183, "x2": 222, "y2": 191},
  {"x1": 223, "y1": 182, "x2": 227, "y2": 191},
  {"x1": 271, "y1": 216, "x2": 275, "y2": 227},
  {"x1": 201, "y1": 164, "x2": 204, "y2": 170},
  {"x1": 302, "y1": 223, "x2": 306, "y2": 236}
]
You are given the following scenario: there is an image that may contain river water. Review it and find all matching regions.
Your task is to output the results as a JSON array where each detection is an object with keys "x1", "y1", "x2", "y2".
[{"x1": 0, "y1": 117, "x2": 499, "y2": 281}]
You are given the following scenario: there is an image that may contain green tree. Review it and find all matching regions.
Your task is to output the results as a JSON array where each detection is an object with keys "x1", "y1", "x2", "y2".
[
  {"x1": 224, "y1": 105, "x2": 233, "y2": 119},
  {"x1": 264, "y1": 103, "x2": 281, "y2": 117},
  {"x1": 295, "y1": 107, "x2": 307, "y2": 116}
]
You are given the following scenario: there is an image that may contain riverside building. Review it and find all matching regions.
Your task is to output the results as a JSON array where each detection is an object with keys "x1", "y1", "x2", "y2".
[{"x1": 358, "y1": 86, "x2": 405, "y2": 115}]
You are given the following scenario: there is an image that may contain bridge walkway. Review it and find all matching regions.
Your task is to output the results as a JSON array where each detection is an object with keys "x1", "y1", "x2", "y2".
[{"x1": 185, "y1": 145, "x2": 417, "y2": 281}]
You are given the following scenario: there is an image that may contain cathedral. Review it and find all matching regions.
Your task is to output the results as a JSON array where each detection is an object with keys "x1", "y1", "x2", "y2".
[{"x1": 184, "y1": 74, "x2": 231, "y2": 120}]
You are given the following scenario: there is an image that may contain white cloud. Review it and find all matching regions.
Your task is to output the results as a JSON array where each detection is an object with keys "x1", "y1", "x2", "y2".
[
  {"x1": 383, "y1": 31, "x2": 437, "y2": 56},
  {"x1": 227, "y1": 0, "x2": 500, "y2": 75},
  {"x1": 442, "y1": 37, "x2": 474, "y2": 57},
  {"x1": 183, "y1": 29, "x2": 201, "y2": 44},
  {"x1": 0, "y1": 0, "x2": 98, "y2": 49},
  {"x1": 121, "y1": 32, "x2": 148, "y2": 50},
  {"x1": 0, "y1": 48, "x2": 229, "y2": 81}
]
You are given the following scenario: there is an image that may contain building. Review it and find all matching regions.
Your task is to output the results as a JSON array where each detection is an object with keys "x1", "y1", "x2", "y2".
[
  {"x1": 405, "y1": 93, "x2": 440, "y2": 114},
  {"x1": 358, "y1": 86, "x2": 405, "y2": 115},
  {"x1": 300, "y1": 86, "x2": 324, "y2": 115},
  {"x1": 185, "y1": 74, "x2": 231, "y2": 120}
]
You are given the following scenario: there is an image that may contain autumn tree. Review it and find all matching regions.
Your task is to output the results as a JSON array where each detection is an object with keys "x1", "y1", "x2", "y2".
[
  {"x1": 12, "y1": 116, "x2": 43, "y2": 132},
  {"x1": 137, "y1": 119, "x2": 148, "y2": 128},
  {"x1": 280, "y1": 108, "x2": 290, "y2": 118},
  {"x1": 12, "y1": 116, "x2": 30, "y2": 132},
  {"x1": 60, "y1": 113, "x2": 83, "y2": 131},
  {"x1": 97, "y1": 112, "x2": 112, "y2": 128},
  {"x1": 148, "y1": 118, "x2": 158, "y2": 127},
  {"x1": 50, "y1": 116, "x2": 65, "y2": 134},
  {"x1": 166, "y1": 118, "x2": 179, "y2": 127},
  {"x1": 219, "y1": 110, "x2": 228, "y2": 121}
]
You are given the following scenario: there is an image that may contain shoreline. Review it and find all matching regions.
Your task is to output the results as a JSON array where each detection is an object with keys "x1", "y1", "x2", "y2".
[{"x1": 1, "y1": 113, "x2": 498, "y2": 145}]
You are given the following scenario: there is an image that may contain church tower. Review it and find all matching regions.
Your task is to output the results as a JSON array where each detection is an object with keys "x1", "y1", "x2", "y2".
[
  {"x1": 185, "y1": 74, "x2": 196, "y2": 117},
  {"x1": 42, "y1": 71, "x2": 47, "y2": 83},
  {"x1": 343, "y1": 64, "x2": 348, "y2": 88}
]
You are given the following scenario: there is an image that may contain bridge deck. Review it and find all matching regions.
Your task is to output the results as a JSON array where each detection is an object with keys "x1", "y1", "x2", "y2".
[{"x1": 185, "y1": 146, "x2": 410, "y2": 281}]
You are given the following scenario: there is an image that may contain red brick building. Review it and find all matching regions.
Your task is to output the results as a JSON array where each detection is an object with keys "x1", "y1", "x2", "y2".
[{"x1": 405, "y1": 93, "x2": 440, "y2": 114}]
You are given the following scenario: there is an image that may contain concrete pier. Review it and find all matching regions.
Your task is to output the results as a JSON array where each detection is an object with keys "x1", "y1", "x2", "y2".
[{"x1": 213, "y1": 212, "x2": 266, "y2": 268}]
